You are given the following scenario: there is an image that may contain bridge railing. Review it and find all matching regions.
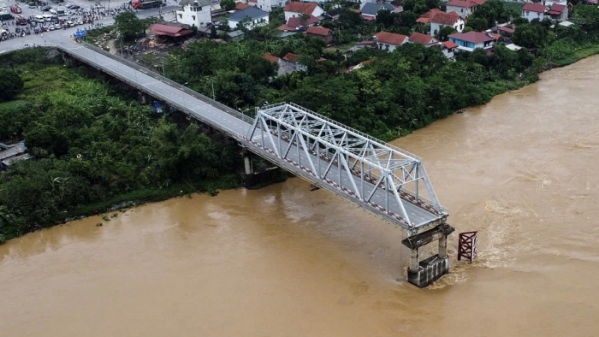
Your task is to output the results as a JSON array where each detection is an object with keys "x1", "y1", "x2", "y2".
[{"x1": 75, "y1": 42, "x2": 254, "y2": 125}]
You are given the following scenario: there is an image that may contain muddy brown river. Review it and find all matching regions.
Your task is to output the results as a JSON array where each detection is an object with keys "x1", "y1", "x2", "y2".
[{"x1": 2, "y1": 57, "x2": 599, "y2": 336}]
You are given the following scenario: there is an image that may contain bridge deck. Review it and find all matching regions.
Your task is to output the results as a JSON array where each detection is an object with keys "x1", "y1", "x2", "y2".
[{"x1": 55, "y1": 41, "x2": 445, "y2": 234}]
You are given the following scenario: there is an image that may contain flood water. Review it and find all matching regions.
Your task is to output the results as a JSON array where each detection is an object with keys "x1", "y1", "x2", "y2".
[{"x1": 2, "y1": 57, "x2": 599, "y2": 336}]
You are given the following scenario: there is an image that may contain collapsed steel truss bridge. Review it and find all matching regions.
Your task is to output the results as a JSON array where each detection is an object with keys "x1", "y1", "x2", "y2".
[{"x1": 245, "y1": 103, "x2": 447, "y2": 234}]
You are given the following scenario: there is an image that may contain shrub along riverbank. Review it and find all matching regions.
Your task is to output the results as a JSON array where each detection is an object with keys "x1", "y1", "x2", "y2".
[{"x1": 0, "y1": 48, "x2": 241, "y2": 244}]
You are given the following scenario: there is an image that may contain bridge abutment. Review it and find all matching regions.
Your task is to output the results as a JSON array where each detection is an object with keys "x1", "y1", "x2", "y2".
[{"x1": 403, "y1": 224, "x2": 455, "y2": 288}]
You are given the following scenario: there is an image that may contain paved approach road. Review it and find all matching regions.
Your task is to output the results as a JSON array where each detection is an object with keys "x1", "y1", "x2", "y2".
[{"x1": 0, "y1": 13, "x2": 444, "y2": 233}]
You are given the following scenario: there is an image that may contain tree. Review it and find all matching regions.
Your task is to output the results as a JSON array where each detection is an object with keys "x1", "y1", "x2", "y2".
[
  {"x1": 435, "y1": 25, "x2": 456, "y2": 41},
  {"x1": 513, "y1": 23, "x2": 546, "y2": 48},
  {"x1": 0, "y1": 70, "x2": 24, "y2": 102},
  {"x1": 114, "y1": 12, "x2": 145, "y2": 42},
  {"x1": 246, "y1": 56, "x2": 277, "y2": 81},
  {"x1": 221, "y1": 0, "x2": 235, "y2": 11}
]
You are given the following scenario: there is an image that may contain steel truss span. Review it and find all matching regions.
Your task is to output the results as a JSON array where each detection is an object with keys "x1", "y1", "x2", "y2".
[{"x1": 245, "y1": 103, "x2": 447, "y2": 234}]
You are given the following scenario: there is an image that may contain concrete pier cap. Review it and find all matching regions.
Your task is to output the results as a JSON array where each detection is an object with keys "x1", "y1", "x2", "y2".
[{"x1": 402, "y1": 223, "x2": 455, "y2": 288}]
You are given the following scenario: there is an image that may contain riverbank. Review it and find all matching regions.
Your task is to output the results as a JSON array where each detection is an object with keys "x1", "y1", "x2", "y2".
[{"x1": 0, "y1": 48, "x2": 244, "y2": 244}]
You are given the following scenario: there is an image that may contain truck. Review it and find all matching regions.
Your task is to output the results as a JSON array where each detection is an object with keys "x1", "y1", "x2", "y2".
[
  {"x1": 0, "y1": 11, "x2": 13, "y2": 21},
  {"x1": 132, "y1": 0, "x2": 163, "y2": 9}
]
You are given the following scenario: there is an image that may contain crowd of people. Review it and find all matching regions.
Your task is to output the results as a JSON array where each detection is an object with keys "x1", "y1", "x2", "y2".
[{"x1": 0, "y1": 2, "x2": 136, "y2": 42}]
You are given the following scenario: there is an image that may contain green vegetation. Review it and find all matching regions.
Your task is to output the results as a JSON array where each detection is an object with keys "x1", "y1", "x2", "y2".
[
  {"x1": 0, "y1": 69, "x2": 24, "y2": 102},
  {"x1": 0, "y1": 48, "x2": 241, "y2": 243},
  {"x1": 114, "y1": 12, "x2": 156, "y2": 42}
]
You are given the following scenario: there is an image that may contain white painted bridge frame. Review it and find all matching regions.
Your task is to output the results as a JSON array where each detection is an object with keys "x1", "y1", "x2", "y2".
[{"x1": 246, "y1": 103, "x2": 447, "y2": 231}]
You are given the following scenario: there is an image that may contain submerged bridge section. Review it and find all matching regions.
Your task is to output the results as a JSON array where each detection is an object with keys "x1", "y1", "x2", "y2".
[{"x1": 55, "y1": 41, "x2": 453, "y2": 287}]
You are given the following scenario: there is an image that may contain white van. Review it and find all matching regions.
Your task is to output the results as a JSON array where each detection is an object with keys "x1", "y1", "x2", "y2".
[{"x1": 35, "y1": 15, "x2": 45, "y2": 23}]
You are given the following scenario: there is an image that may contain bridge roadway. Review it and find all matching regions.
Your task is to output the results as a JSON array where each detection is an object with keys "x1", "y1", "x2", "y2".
[{"x1": 9, "y1": 40, "x2": 445, "y2": 233}]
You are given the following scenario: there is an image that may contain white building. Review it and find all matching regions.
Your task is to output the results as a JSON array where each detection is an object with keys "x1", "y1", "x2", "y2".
[
  {"x1": 429, "y1": 11, "x2": 465, "y2": 36},
  {"x1": 176, "y1": 0, "x2": 212, "y2": 28},
  {"x1": 256, "y1": 0, "x2": 286, "y2": 12},
  {"x1": 373, "y1": 31, "x2": 409, "y2": 52},
  {"x1": 228, "y1": 7, "x2": 269, "y2": 30},
  {"x1": 522, "y1": 3, "x2": 548, "y2": 21},
  {"x1": 284, "y1": 2, "x2": 324, "y2": 22},
  {"x1": 447, "y1": 31, "x2": 495, "y2": 52}
]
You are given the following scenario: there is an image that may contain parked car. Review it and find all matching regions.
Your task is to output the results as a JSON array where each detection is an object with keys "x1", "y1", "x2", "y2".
[
  {"x1": 34, "y1": 15, "x2": 44, "y2": 23},
  {"x1": 41, "y1": 5, "x2": 52, "y2": 11},
  {"x1": 28, "y1": 3, "x2": 37, "y2": 9},
  {"x1": 10, "y1": 5, "x2": 22, "y2": 14},
  {"x1": 43, "y1": 13, "x2": 52, "y2": 21},
  {"x1": 16, "y1": 16, "x2": 28, "y2": 25}
]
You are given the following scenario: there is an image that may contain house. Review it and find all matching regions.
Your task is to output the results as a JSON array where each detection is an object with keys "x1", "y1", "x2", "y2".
[
  {"x1": 235, "y1": 3, "x2": 250, "y2": 10},
  {"x1": 417, "y1": 8, "x2": 443, "y2": 23},
  {"x1": 522, "y1": 3, "x2": 548, "y2": 21},
  {"x1": 448, "y1": 31, "x2": 495, "y2": 52},
  {"x1": 228, "y1": 7, "x2": 269, "y2": 30},
  {"x1": 149, "y1": 23, "x2": 194, "y2": 38},
  {"x1": 261, "y1": 53, "x2": 306, "y2": 76},
  {"x1": 176, "y1": 0, "x2": 212, "y2": 28},
  {"x1": 430, "y1": 11, "x2": 464, "y2": 36},
  {"x1": 445, "y1": 0, "x2": 486, "y2": 18},
  {"x1": 409, "y1": 32, "x2": 439, "y2": 47},
  {"x1": 373, "y1": 31, "x2": 409, "y2": 52},
  {"x1": 498, "y1": 26, "x2": 515, "y2": 37},
  {"x1": 441, "y1": 40, "x2": 458, "y2": 59},
  {"x1": 306, "y1": 26, "x2": 333, "y2": 45},
  {"x1": 277, "y1": 14, "x2": 320, "y2": 31},
  {"x1": 546, "y1": 3, "x2": 567, "y2": 22},
  {"x1": 256, "y1": 0, "x2": 286, "y2": 12},
  {"x1": 280, "y1": 52, "x2": 307, "y2": 74},
  {"x1": 360, "y1": 2, "x2": 395, "y2": 20},
  {"x1": 284, "y1": 2, "x2": 324, "y2": 22}
]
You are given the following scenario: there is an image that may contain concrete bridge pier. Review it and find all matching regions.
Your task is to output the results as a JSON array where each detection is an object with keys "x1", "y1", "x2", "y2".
[
  {"x1": 403, "y1": 223, "x2": 455, "y2": 288},
  {"x1": 243, "y1": 150, "x2": 254, "y2": 175}
]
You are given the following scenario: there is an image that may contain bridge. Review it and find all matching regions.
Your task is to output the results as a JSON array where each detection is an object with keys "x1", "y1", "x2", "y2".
[{"x1": 26, "y1": 41, "x2": 453, "y2": 287}]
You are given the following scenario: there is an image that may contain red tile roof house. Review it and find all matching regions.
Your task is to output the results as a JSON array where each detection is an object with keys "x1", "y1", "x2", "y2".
[
  {"x1": 546, "y1": 3, "x2": 568, "y2": 22},
  {"x1": 417, "y1": 8, "x2": 443, "y2": 23},
  {"x1": 448, "y1": 31, "x2": 495, "y2": 52},
  {"x1": 277, "y1": 14, "x2": 320, "y2": 31},
  {"x1": 441, "y1": 40, "x2": 459, "y2": 59},
  {"x1": 261, "y1": 53, "x2": 285, "y2": 76},
  {"x1": 305, "y1": 26, "x2": 334, "y2": 45},
  {"x1": 284, "y1": 2, "x2": 324, "y2": 22},
  {"x1": 522, "y1": 3, "x2": 549, "y2": 21},
  {"x1": 446, "y1": 0, "x2": 487, "y2": 18},
  {"x1": 373, "y1": 31, "x2": 409, "y2": 52},
  {"x1": 409, "y1": 32, "x2": 439, "y2": 47},
  {"x1": 281, "y1": 52, "x2": 307, "y2": 73},
  {"x1": 429, "y1": 11, "x2": 465, "y2": 36}
]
